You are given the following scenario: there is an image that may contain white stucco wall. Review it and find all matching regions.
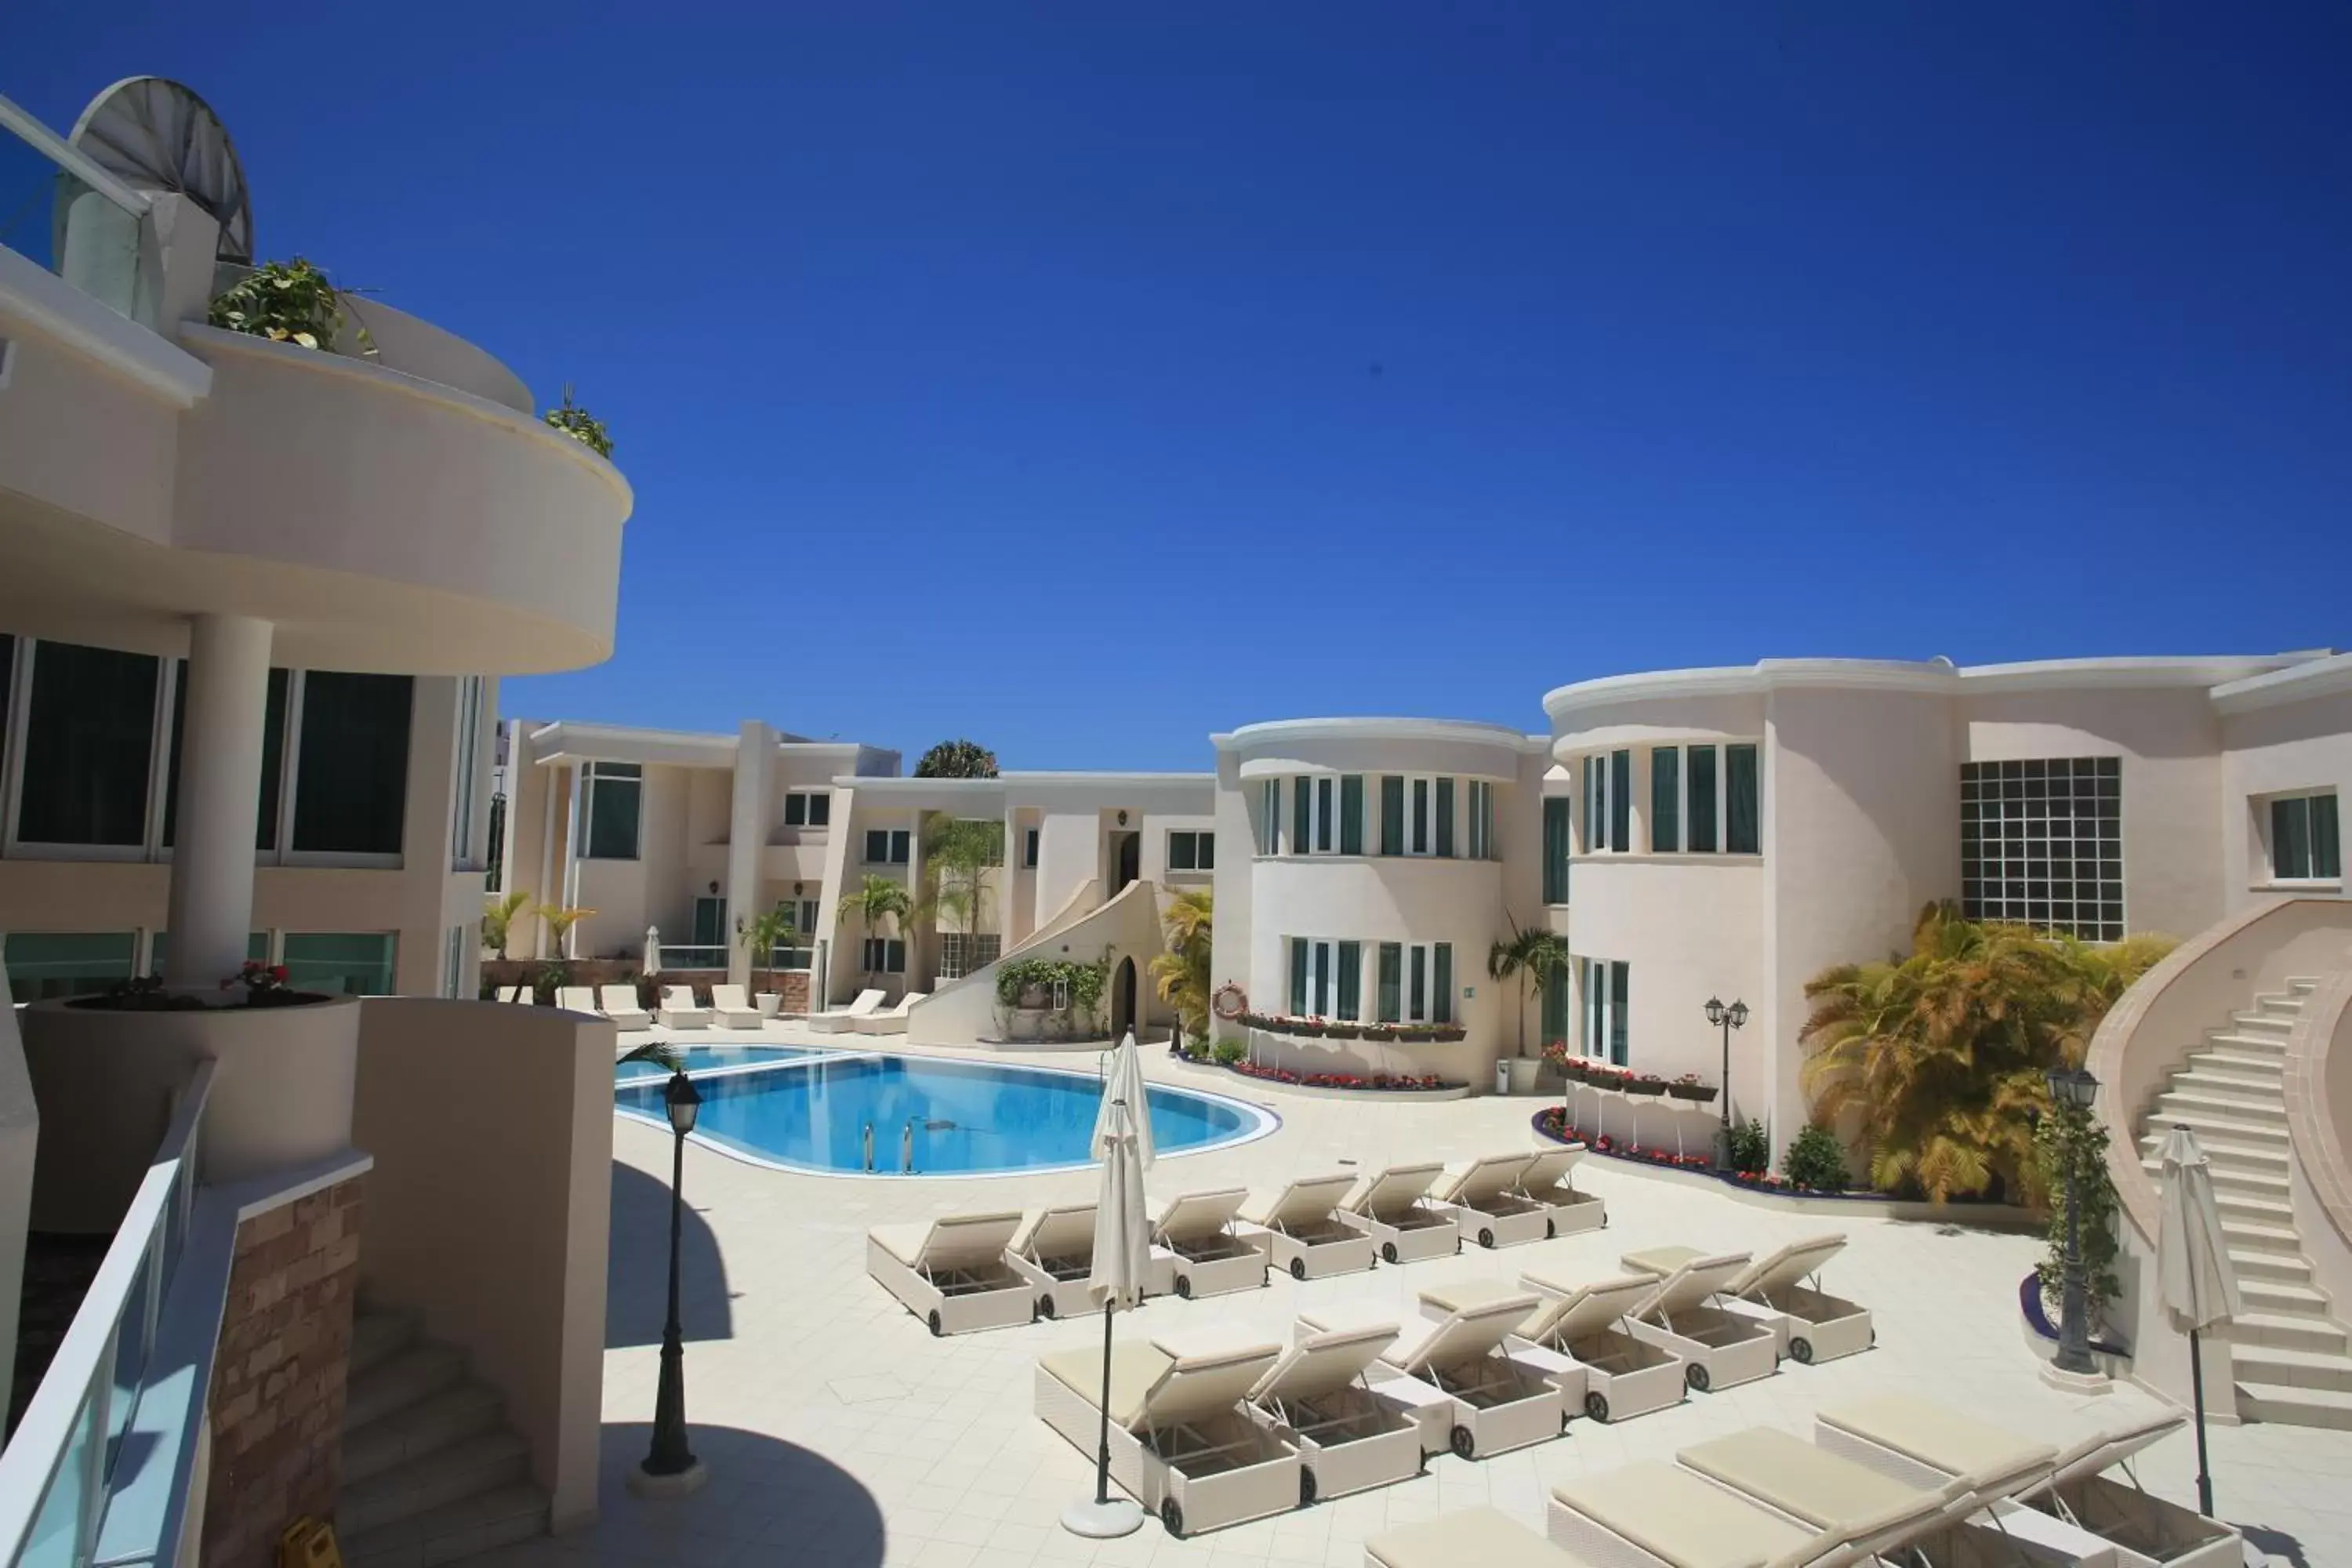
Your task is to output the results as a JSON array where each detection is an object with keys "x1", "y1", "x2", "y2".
[{"x1": 2221, "y1": 688, "x2": 2352, "y2": 906}]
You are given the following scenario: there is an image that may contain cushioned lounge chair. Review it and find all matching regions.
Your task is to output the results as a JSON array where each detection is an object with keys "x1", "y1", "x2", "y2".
[
  {"x1": 1334, "y1": 1162, "x2": 1460, "y2": 1265},
  {"x1": 494, "y1": 985, "x2": 534, "y2": 1005},
  {"x1": 707, "y1": 983, "x2": 764, "y2": 1028},
  {"x1": 1711, "y1": 1234, "x2": 1871, "y2": 1364},
  {"x1": 852, "y1": 990, "x2": 926, "y2": 1034},
  {"x1": 1305, "y1": 1290, "x2": 1562, "y2": 1460},
  {"x1": 1367, "y1": 1508, "x2": 1599, "y2": 1568},
  {"x1": 1150, "y1": 1188, "x2": 1265, "y2": 1298},
  {"x1": 1238, "y1": 1174, "x2": 1374, "y2": 1280},
  {"x1": 2027, "y1": 1413, "x2": 2239, "y2": 1568},
  {"x1": 1035, "y1": 1334, "x2": 1298, "y2": 1538},
  {"x1": 556, "y1": 985, "x2": 599, "y2": 1015},
  {"x1": 597, "y1": 984, "x2": 651, "y2": 1030},
  {"x1": 1510, "y1": 1269, "x2": 1686, "y2": 1423},
  {"x1": 866, "y1": 1211, "x2": 1031, "y2": 1336},
  {"x1": 1618, "y1": 1248, "x2": 1778, "y2": 1392},
  {"x1": 808, "y1": 987, "x2": 885, "y2": 1033},
  {"x1": 1675, "y1": 1427, "x2": 1971, "y2": 1566},
  {"x1": 1548, "y1": 1459, "x2": 1838, "y2": 1568},
  {"x1": 1245, "y1": 1322, "x2": 1421, "y2": 1502},
  {"x1": 1514, "y1": 1145, "x2": 1605, "y2": 1235},
  {"x1": 1004, "y1": 1203, "x2": 1098, "y2": 1320},
  {"x1": 655, "y1": 985, "x2": 710, "y2": 1029},
  {"x1": 1430, "y1": 1153, "x2": 1550, "y2": 1249}
]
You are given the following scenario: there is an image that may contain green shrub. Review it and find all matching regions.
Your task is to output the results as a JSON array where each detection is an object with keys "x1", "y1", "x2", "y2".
[
  {"x1": 1727, "y1": 1118, "x2": 1771, "y2": 1175},
  {"x1": 1212, "y1": 1039, "x2": 1246, "y2": 1065},
  {"x1": 1784, "y1": 1126, "x2": 1849, "y2": 1192}
]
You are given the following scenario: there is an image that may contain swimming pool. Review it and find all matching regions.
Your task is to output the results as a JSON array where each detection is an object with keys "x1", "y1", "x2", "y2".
[
  {"x1": 612, "y1": 1053, "x2": 1276, "y2": 1175},
  {"x1": 613, "y1": 1044, "x2": 819, "y2": 1083}
]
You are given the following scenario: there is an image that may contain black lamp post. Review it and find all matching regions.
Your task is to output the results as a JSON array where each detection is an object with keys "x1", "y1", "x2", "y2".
[
  {"x1": 637, "y1": 1069, "x2": 706, "y2": 1490},
  {"x1": 2046, "y1": 1065, "x2": 2100, "y2": 1377},
  {"x1": 1704, "y1": 997, "x2": 1748, "y2": 1171}
]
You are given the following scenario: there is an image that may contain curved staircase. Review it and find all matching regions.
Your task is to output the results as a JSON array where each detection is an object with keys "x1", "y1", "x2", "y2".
[{"x1": 2135, "y1": 978, "x2": 2352, "y2": 1428}]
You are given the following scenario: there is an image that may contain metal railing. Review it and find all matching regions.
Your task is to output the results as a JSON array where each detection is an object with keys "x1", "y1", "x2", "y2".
[
  {"x1": 0, "y1": 1059, "x2": 215, "y2": 1566},
  {"x1": 655, "y1": 946, "x2": 814, "y2": 974},
  {"x1": 0, "y1": 93, "x2": 158, "y2": 325}
]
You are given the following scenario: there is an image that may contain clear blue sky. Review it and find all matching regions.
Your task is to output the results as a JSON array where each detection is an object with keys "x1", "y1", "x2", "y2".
[{"x1": 16, "y1": 5, "x2": 2350, "y2": 768}]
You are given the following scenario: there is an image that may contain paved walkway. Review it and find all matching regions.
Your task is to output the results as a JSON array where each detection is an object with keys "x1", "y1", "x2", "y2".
[{"x1": 474, "y1": 1029, "x2": 2349, "y2": 1567}]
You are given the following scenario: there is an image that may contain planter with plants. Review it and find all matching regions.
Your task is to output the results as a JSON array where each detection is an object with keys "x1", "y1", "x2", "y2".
[
  {"x1": 1359, "y1": 1022, "x2": 1398, "y2": 1043},
  {"x1": 1223, "y1": 1060, "x2": 1460, "y2": 1094},
  {"x1": 1430, "y1": 1023, "x2": 1467, "y2": 1043},
  {"x1": 1621, "y1": 1073, "x2": 1669, "y2": 1097},
  {"x1": 209, "y1": 258, "x2": 374, "y2": 356},
  {"x1": 1664, "y1": 1073, "x2": 1718, "y2": 1103},
  {"x1": 1782, "y1": 1127, "x2": 1849, "y2": 1193},
  {"x1": 1322, "y1": 1020, "x2": 1362, "y2": 1040},
  {"x1": 543, "y1": 387, "x2": 614, "y2": 458}
]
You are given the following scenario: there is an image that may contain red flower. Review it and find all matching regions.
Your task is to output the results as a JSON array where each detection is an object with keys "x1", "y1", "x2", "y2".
[{"x1": 270, "y1": 964, "x2": 289, "y2": 982}]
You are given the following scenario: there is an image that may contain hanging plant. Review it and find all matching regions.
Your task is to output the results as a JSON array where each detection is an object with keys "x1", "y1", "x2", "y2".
[
  {"x1": 208, "y1": 257, "x2": 373, "y2": 355},
  {"x1": 543, "y1": 387, "x2": 614, "y2": 458}
]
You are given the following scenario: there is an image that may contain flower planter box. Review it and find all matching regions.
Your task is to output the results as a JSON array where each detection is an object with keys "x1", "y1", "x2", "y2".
[
  {"x1": 1323, "y1": 1023, "x2": 1363, "y2": 1040},
  {"x1": 1664, "y1": 1083, "x2": 1719, "y2": 1104},
  {"x1": 1621, "y1": 1079, "x2": 1668, "y2": 1097}
]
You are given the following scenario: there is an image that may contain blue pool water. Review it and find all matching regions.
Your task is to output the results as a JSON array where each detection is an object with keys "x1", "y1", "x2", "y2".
[
  {"x1": 613, "y1": 1045, "x2": 817, "y2": 1083},
  {"x1": 612, "y1": 1053, "x2": 1272, "y2": 1174}
]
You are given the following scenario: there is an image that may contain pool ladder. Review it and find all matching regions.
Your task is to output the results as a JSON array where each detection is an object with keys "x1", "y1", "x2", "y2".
[{"x1": 861, "y1": 1120, "x2": 917, "y2": 1174}]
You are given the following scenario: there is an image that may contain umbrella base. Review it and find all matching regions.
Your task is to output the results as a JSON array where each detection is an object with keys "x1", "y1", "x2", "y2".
[{"x1": 1061, "y1": 1497, "x2": 1145, "y2": 1537}]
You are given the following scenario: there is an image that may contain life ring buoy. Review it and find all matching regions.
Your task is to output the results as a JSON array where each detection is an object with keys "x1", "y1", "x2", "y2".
[{"x1": 1211, "y1": 982, "x2": 1249, "y2": 1022}]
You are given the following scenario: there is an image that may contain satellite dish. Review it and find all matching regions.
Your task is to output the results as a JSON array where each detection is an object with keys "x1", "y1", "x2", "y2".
[{"x1": 62, "y1": 77, "x2": 252, "y2": 264}]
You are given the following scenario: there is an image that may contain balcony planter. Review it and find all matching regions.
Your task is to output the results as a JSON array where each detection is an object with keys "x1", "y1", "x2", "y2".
[
  {"x1": 1359, "y1": 1024, "x2": 1399, "y2": 1044},
  {"x1": 1665, "y1": 1081, "x2": 1719, "y2": 1104},
  {"x1": 1287, "y1": 1018, "x2": 1329, "y2": 1038},
  {"x1": 1430, "y1": 1024, "x2": 1468, "y2": 1044},
  {"x1": 1397, "y1": 1025, "x2": 1436, "y2": 1044},
  {"x1": 1323, "y1": 1022, "x2": 1363, "y2": 1040},
  {"x1": 1621, "y1": 1076, "x2": 1669, "y2": 1097}
]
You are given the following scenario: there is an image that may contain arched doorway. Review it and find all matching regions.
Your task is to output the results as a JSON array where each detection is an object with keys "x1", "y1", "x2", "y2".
[{"x1": 1109, "y1": 956, "x2": 1137, "y2": 1040}]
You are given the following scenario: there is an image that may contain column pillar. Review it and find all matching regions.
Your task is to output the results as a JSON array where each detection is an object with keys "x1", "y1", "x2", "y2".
[
  {"x1": 164, "y1": 615, "x2": 273, "y2": 989},
  {"x1": 724, "y1": 722, "x2": 772, "y2": 986}
]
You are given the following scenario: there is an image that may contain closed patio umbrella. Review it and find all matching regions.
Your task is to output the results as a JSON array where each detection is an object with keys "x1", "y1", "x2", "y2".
[
  {"x1": 1093, "y1": 1029, "x2": 1157, "y2": 1171},
  {"x1": 1062, "y1": 1092, "x2": 1150, "y2": 1538},
  {"x1": 2158, "y1": 1123, "x2": 2241, "y2": 1518}
]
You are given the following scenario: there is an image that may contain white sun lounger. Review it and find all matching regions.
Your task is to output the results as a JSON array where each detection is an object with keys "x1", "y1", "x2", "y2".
[
  {"x1": 556, "y1": 985, "x2": 599, "y2": 1015},
  {"x1": 1334, "y1": 1162, "x2": 1461, "y2": 1265},
  {"x1": 597, "y1": 984, "x2": 652, "y2": 1030},
  {"x1": 1035, "y1": 1334, "x2": 1299, "y2": 1538},
  {"x1": 1307, "y1": 1291, "x2": 1563, "y2": 1460},
  {"x1": 1004, "y1": 1203, "x2": 1099, "y2": 1320},
  {"x1": 1238, "y1": 1174, "x2": 1374, "y2": 1280},
  {"x1": 1704, "y1": 1234, "x2": 1871, "y2": 1364},
  {"x1": 2031, "y1": 1413, "x2": 2240, "y2": 1568},
  {"x1": 655, "y1": 984, "x2": 711, "y2": 1029},
  {"x1": 1619, "y1": 1249, "x2": 1778, "y2": 1393},
  {"x1": 707, "y1": 983, "x2": 764, "y2": 1028},
  {"x1": 1431, "y1": 1152, "x2": 1551, "y2": 1250},
  {"x1": 494, "y1": 985, "x2": 535, "y2": 1005},
  {"x1": 852, "y1": 990, "x2": 927, "y2": 1035},
  {"x1": 1510, "y1": 1270, "x2": 1686, "y2": 1423},
  {"x1": 1549, "y1": 1458, "x2": 1841, "y2": 1568},
  {"x1": 1515, "y1": 1144, "x2": 1605, "y2": 1236},
  {"x1": 1677, "y1": 1428, "x2": 1973, "y2": 1566},
  {"x1": 1150, "y1": 1188, "x2": 1266, "y2": 1299},
  {"x1": 866, "y1": 1211, "x2": 1032, "y2": 1336},
  {"x1": 808, "y1": 987, "x2": 886, "y2": 1033},
  {"x1": 1368, "y1": 1507, "x2": 1599, "y2": 1568},
  {"x1": 1245, "y1": 1322, "x2": 1421, "y2": 1502}
]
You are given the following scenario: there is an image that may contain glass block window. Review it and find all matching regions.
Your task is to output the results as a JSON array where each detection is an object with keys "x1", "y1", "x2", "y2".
[{"x1": 1962, "y1": 757, "x2": 2123, "y2": 940}]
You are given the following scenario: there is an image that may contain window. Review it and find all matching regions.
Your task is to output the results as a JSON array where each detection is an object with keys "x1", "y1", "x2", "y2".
[
  {"x1": 1366, "y1": 941, "x2": 1452, "y2": 1023},
  {"x1": 293, "y1": 673, "x2": 413, "y2": 857},
  {"x1": 1582, "y1": 751, "x2": 1631, "y2": 854},
  {"x1": 770, "y1": 898, "x2": 820, "y2": 970},
  {"x1": 451, "y1": 676, "x2": 487, "y2": 869},
  {"x1": 2268, "y1": 792, "x2": 2342, "y2": 883},
  {"x1": 1410, "y1": 779, "x2": 1432, "y2": 855},
  {"x1": 164, "y1": 665, "x2": 290, "y2": 851},
  {"x1": 1291, "y1": 775, "x2": 1310, "y2": 855},
  {"x1": 1688, "y1": 746, "x2": 1719, "y2": 852},
  {"x1": 1650, "y1": 746, "x2": 1681, "y2": 853},
  {"x1": 1726, "y1": 743, "x2": 1760, "y2": 855},
  {"x1": 4, "y1": 931, "x2": 136, "y2": 1003},
  {"x1": 1313, "y1": 777, "x2": 1335, "y2": 853},
  {"x1": 15, "y1": 640, "x2": 158, "y2": 847},
  {"x1": 1468, "y1": 781, "x2": 1496, "y2": 860},
  {"x1": 1961, "y1": 757, "x2": 2122, "y2": 941},
  {"x1": 689, "y1": 895, "x2": 728, "y2": 965},
  {"x1": 861, "y1": 937, "x2": 906, "y2": 974},
  {"x1": 1335, "y1": 940, "x2": 1361, "y2": 1021},
  {"x1": 1610, "y1": 750, "x2": 1631, "y2": 854},
  {"x1": 1379, "y1": 776, "x2": 1405, "y2": 855},
  {"x1": 863, "y1": 828, "x2": 911, "y2": 864},
  {"x1": 1580, "y1": 957, "x2": 1628, "y2": 1065},
  {"x1": 1339, "y1": 775, "x2": 1364, "y2": 856},
  {"x1": 1541, "y1": 962, "x2": 1571, "y2": 1046},
  {"x1": 1410, "y1": 944, "x2": 1426, "y2": 1022},
  {"x1": 938, "y1": 932, "x2": 1002, "y2": 981},
  {"x1": 146, "y1": 931, "x2": 267, "y2": 978},
  {"x1": 1436, "y1": 778, "x2": 1456, "y2": 858},
  {"x1": 782, "y1": 789, "x2": 832, "y2": 828},
  {"x1": 1023, "y1": 826, "x2": 1040, "y2": 868},
  {"x1": 1167, "y1": 829, "x2": 1214, "y2": 872},
  {"x1": 1290, "y1": 936, "x2": 1310, "y2": 1014},
  {"x1": 1259, "y1": 779, "x2": 1280, "y2": 855},
  {"x1": 1432, "y1": 942, "x2": 1453, "y2": 1025},
  {"x1": 442, "y1": 924, "x2": 466, "y2": 999},
  {"x1": 282, "y1": 932, "x2": 397, "y2": 996},
  {"x1": 574, "y1": 760, "x2": 641, "y2": 862},
  {"x1": 1542, "y1": 797, "x2": 1572, "y2": 903}
]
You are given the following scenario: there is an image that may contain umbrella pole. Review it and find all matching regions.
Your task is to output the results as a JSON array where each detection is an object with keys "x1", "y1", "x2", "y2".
[
  {"x1": 2189, "y1": 1326, "x2": 2214, "y2": 1518},
  {"x1": 1094, "y1": 1305, "x2": 1115, "y2": 1506}
]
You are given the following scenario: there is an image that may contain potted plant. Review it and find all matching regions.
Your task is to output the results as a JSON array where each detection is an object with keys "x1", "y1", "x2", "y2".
[
  {"x1": 1559, "y1": 1054, "x2": 1590, "y2": 1082},
  {"x1": 1432, "y1": 1023, "x2": 1468, "y2": 1044},
  {"x1": 739, "y1": 906, "x2": 799, "y2": 1016},
  {"x1": 1294, "y1": 1015, "x2": 1328, "y2": 1038},
  {"x1": 1665, "y1": 1072, "x2": 1719, "y2": 1103},
  {"x1": 1323, "y1": 1019, "x2": 1363, "y2": 1040},
  {"x1": 1623, "y1": 1073, "x2": 1668, "y2": 1097},
  {"x1": 1360, "y1": 1021, "x2": 1397, "y2": 1042}
]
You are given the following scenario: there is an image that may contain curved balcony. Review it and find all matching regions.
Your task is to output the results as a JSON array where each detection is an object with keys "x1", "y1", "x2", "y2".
[{"x1": 1250, "y1": 851, "x2": 1504, "y2": 946}]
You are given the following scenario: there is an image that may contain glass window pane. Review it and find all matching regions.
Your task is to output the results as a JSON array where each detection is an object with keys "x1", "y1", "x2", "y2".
[
  {"x1": 281, "y1": 932, "x2": 396, "y2": 996},
  {"x1": 1609, "y1": 960, "x2": 1630, "y2": 1065},
  {"x1": 1336, "y1": 941, "x2": 1361, "y2": 1021},
  {"x1": 1651, "y1": 746, "x2": 1680, "y2": 853},
  {"x1": 1379, "y1": 776, "x2": 1404, "y2": 855},
  {"x1": 1197, "y1": 833, "x2": 1214, "y2": 870},
  {"x1": 1726, "y1": 744, "x2": 1760, "y2": 854},
  {"x1": 1541, "y1": 963, "x2": 1570, "y2": 1044},
  {"x1": 865, "y1": 829, "x2": 887, "y2": 862},
  {"x1": 1543, "y1": 797, "x2": 1571, "y2": 904},
  {"x1": 4, "y1": 931, "x2": 136, "y2": 1003},
  {"x1": 1167, "y1": 832, "x2": 1196, "y2": 872},
  {"x1": 18, "y1": 641, "x2": 157, "y2": 846},
  {"x1": 1377, "y1": 943, "x2": 1402, "y2": 1022},
  {"x1": 147, "y1": 931, "x2": 267, "y2": 979},
  {"x1": 584, "y1": 771, "x2": 641, "y2": 860},
  {"x1": 783, "y1": 793, "x2": 806, "y2": 826},
  {"x1": 1609, "y1": 750, "x2": 1632, "y2": 852},
  {"x1": 1292, "y1": 777, "x2": 1310, "y2": 855},
  {"x1": 2273, "y1": 797, "x2": 2310, "y2": 880},
  {"x1": 1339, "y1": 775, "x2": 1364, "y2": 856},
  {"x1": 1436, "y1": 778, "x2": 1456, "y2": 858},
  {"x1": 1409, "y1": 946, "x2": 1426, "y2": 1022},
  {"x1": 2314, "y1": 795, "x2": 2342, "y2": 880},
  {"x1": 1688, "y1": 746, "x2": 1719, "y2": 852},
  {"x1": 292, "y1": 673, "x2": 412, "y2": 855},
  {"x1": 1411, "y1": 779, "x2": 1429, "y2": 854},
  {"x1": 1289, "y1": 937, "x2": 1308, "y2": 1014},
  {"x1": 1432, "y1": 943, "x2": 1452, "y2": 1025}
]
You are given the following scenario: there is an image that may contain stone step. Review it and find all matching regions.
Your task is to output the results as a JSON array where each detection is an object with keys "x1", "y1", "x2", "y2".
[
  {"x1": 2221, "y1": 1218, "x2": 2306, "y2": 1254},
  {"x1": 2241, "y1": 1277, "x2": 2333, "y2": 1316},
  {"x1": 2229, "y1": 1012, "x2": 2295, "y2": 1036},
  {"x1": 338, "y1": 1429, "x2": 532, "y2": 1538},
  {"x1": 2172, "y1": 1065, "x2": 2286, "y2": 1096},
  {"x1": 350, "y1": 1313, "x2": 416, "y2": 1378},
  {"x1": 339, "y1": 1480, "x2": 549, "y2": 1568},
  {"x1": 2142, "y1": 1157, "x2": 2288, "y2": 1198},
  {"x1": 2233, "y1": 1344, "x2": 2352, "y2": 1393},
  {"x1": 2201, "y1": 1032, "x2": 2288, "y2": 1058},
  {"x1": 2237, "y1": 1381, "x2": 2352, "y2": 1429},
  {"x1": 343, "y1": 1345, "x2": 466, "y2": 1434},
  {"x1": 2232, "y1": 1312, "x2": 2351, "y2": 1355},
  {"x1": 2285, "y1": 978, "x2": 2322, "y2": 993},
  {"x1": 2254, "y1": 995, "x2": 2305, "y2": 1015},
  {"x1": 2138, "y1": 1131, "x2": 2289, "y2": 1171},
  {"x1": 2151, "y1": 1091, "x2": 2285, "y2": 1127},
  {"x1": 2211, "y1": 1194, "x2": 2299, "y2": 1229},
  {"x1": 342, "y1": 1384, "x2": 504, "y2": 1486},
  {"x1": 2231, "y1": 1248, "x2": 2314, "y2": 1284},
  {"x1": 2185, "y1": 1048, "x2": 2286, "y2": 1076},
  {"x1": 2141, "y1": 1109, "x2": 2288, "y2": 1146}
]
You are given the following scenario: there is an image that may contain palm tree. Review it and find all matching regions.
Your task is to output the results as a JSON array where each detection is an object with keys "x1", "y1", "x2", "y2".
[
  {"x1": 535, "y1": 902, "x2": 596, "y2": 961},
  {"x1": 1149, "y1": 888, "x2": 1214, "y2": 1044},
  {"x1": 480, "y1": 888, "x2": 532, "y2": 956},
  {"x1": 839, "y1": 874, "x2": 911, "y2": 988},
  {"x1": 1487, "y1": 920, "x2": 1572, "y2": 1059},
  {"x1": 739, "y1": 906, "x2": 798, "y2": 998}
]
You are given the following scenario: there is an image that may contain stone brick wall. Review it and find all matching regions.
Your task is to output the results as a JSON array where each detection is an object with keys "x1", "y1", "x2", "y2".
[{"x1": 201, "y1": 1179, "x2": 363, "y2": 1568}]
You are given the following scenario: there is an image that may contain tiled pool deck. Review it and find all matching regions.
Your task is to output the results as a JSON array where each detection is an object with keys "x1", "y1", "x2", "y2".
[{"x1": 475, "y1": 1029, "x2": 2350, "y2": 1567}]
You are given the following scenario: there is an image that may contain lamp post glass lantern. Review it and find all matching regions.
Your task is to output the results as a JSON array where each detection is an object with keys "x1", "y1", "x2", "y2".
[
  {"x1": 1704, "y1": 998, "x2": 1746, "y2": 1171},
  {"x1": 640, "y1": 1069, "x2": 705, "y2": 1485},
  {"x1": 2045, "y1": 1065, "x2": 2100, "y2": 1375}
]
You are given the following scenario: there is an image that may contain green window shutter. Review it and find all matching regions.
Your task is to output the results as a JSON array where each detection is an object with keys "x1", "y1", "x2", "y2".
[
  {"x1": 1289, "y1": 938, "x2": 1308, "y2": 1014},
  {"x1": 1336, "y1": 941, "x2": 1362, "y2": 1021},
  {"x1": 1726, "y1": 744, "x2": 1759, "y2": 854},
  {"x1": 1377, "y1": 943, "x2": 1402, "y2": 1022},
  {"x1": 1651, "y1": 746, "x2": 1680, "y2": 852},
  {"x1": 1436, "y1": 779, "x2": 1456, "y2": 858},
  {"x1": 1340, "y1": 775, "x2": 1364, "y2": 855},
  {"x1": 1379, "y1": 776, "x2": 1404, "y2": 855},
  {"x1": 1689, "y1": 746, "x2": 1719, "y2": 852},
  {"x1": 1542, "y1": 797, "x2": 1571, "y2": 904},
  {"x1": 1291, "y1": 778, "x2": 1310, "y2": 855},
  {"x1": 1610, "y1": 960, "x2": 1630, "y2": 1064},
  {"x1": 1432, "y1": 943, "x2": 1453, "y2": 1025},
  {"x1": 1609, "y1": 750, "x2": 1632, "y2": 852}
]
